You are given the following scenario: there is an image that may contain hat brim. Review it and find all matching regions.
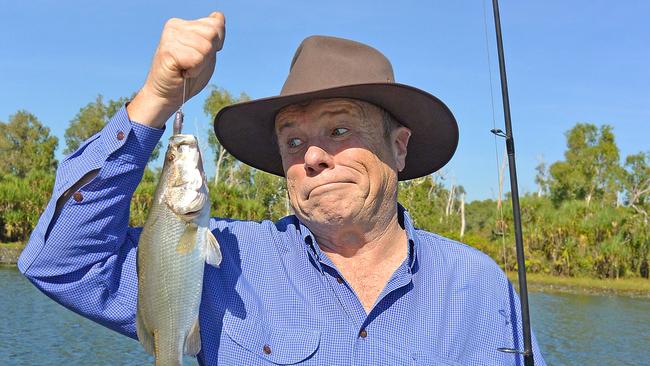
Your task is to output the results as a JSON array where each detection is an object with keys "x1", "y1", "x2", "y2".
[{"x1": 214, "y1": 82, "x2": 458, "y2": 180}]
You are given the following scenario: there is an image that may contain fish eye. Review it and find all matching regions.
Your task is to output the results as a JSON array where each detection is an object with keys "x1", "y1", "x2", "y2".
[
  {"x1": 332, "y1": 127, "x2": 349, "y2": 136},
  {"x1": 167, "y1": 153, "x2": 175, "y2": 162}
]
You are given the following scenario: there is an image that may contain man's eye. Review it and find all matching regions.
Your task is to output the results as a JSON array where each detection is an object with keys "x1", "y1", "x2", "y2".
[
  {"x1": 288, "y1": 138, "x2": 303, "y2": 148},
  {"x1": 332, "y1": 127, "x2": 349, "y2": 136}
]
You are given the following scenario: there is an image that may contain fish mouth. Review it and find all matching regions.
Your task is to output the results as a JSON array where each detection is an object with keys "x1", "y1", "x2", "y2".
[
  {"x1": 181, "y1": 208, "x2": 203, "y2": 220},
  {"x1": 165, "y1": 188, "x2": 208, "y2": 222},
  {"x1": 177, "y1": 194, "x2": 208, "y2": 221}
]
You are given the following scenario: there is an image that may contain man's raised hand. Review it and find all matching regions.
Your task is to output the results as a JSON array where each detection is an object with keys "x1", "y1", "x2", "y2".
[{"x1": 128, "y1": 12, "x2": 226, "y2": 128}]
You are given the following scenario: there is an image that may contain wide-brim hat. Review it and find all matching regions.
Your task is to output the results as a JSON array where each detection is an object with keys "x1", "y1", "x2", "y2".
[{"x1": 214, "y1": 35, "x2": 458, "y2": 180}]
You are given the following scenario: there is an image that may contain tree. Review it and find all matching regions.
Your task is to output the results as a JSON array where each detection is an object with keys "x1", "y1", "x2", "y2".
[
  {"x1": 549, "y1": 123, "x2": 621, "y2": 206},
  {"x1": 621, "y1": 151, "x2": 649, "y2": 221},
  {"x1": 534, "y1": 155, "x2": 549, "y2": 197},
  {"x1": 0, "y1": 110, "x2": 58, "y2": 177},
  {"x1": 251, "y1": 169, "x2": 290, "y2": 220},
  {"x1": 203, "y1": 87, "x2": 251, "y2": 185},
  {"x1": 445, "y1": 182, "x2": 456, "y2": 217},
  {"x1": 459, "y1": 190, "x2": 466, "y2": 238},
  {"x1": 0, "y1": 170, "x2": 55, "y2": 242},
  {"x1": 64, "y1": 94, "x2": 161, "y2": 162}
]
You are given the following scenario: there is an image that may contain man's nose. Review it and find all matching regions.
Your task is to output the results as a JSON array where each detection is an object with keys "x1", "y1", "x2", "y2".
[{"x1": 304, "y1": 144, "x2": 333, "y2": 176}]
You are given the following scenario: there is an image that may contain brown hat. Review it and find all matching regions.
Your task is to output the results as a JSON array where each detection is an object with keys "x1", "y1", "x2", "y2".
[{"x1": 214, "y1": 35, "x2": 458, "y2": 180}]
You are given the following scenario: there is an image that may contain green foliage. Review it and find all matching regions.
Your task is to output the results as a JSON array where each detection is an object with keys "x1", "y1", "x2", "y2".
[
  {"x1": 207, "y1": 164, "x2": 288, "y2": 222},
  {"x1": 534, "y1": 158, "x2": 549, "y2": 197},
  {"x1": 621, "y1": 151, "x2": 649, "y2": 217},
  {"x1": 0, "y1": 170, "x2": 54, "y2": 242},
  {"x1": 0, "y1": 110, "x2": 58, "y2": 177},
  {"x1": 65, "y1": 94, "x2": 125, "y2": 154},
  {"x1": 64, "y1": 94, "x2": 162, "y2": 162},
  {"x1": 549, "y1": 123, "x2": 621, "y2": 205},
  {"x1": 397, "y1": 120, "x2": 649, "y2": 280},
  {"x1": 398, "y1": 175, "x2": 448, "y2": 231},
  {"x1": 129, "y1": 168, "x2": 159, "y2": 227},
  {"x1": 3, "y1": 93, "x2": 648, "y2": 282},
  {"x1": 203, "y1": 86, "x2": 251, "y2": 185}
]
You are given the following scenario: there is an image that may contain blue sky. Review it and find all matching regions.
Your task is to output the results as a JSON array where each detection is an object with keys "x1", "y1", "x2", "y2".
[{"x1": 1, "y1": 1, "x2": 648, "y2": 201}]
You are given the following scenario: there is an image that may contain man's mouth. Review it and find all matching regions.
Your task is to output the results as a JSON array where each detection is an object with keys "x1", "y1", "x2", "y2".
[{"x1": 307, "y1": 181, "x2": 354, "y2": 199}]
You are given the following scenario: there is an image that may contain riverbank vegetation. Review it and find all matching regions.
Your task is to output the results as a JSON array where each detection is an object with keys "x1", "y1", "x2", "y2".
[
  {"x1": 508, "y1": 273, "x2": 650, "y2": 298},
  {"x1": 1, "y1": 87, "x2": 648, "y2": 285}
]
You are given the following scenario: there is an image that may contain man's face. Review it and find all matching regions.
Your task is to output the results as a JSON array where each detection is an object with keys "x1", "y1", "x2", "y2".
[{"x1": 275, "y1": 98, "x2": 410, "y2": 229}]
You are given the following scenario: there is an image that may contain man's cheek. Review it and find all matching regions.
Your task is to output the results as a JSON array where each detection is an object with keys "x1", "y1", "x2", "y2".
[{"x1": 285, "y1": 177, "x2": 302, "y2": 203}]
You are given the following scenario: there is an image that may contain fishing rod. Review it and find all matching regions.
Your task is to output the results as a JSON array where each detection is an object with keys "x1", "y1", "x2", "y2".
[{"x1": 489, "y1": 0, "x2": 535, "y2": 365}]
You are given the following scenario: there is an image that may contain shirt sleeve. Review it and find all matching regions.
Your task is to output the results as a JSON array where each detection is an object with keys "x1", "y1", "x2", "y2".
[{"x1": 17, "y1": 106, "x2": 164, "y2": 340}]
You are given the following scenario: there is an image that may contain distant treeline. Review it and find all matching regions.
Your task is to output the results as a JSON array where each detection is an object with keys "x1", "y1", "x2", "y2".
[{"x1": 1, "y1": 88, "x2": 648, "y2": 279}]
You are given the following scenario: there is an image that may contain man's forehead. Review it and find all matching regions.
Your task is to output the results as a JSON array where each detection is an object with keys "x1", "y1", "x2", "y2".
[{"x1": 274, "y1": 98, "x2": 368, "y2": 127}]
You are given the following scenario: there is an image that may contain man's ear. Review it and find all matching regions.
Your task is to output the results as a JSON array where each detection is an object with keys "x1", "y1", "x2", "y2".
[{"x1": 391, "y1": 127, "x2": 411, "y2": 172}]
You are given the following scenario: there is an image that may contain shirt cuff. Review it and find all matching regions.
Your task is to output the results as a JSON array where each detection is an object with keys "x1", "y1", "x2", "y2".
[{"x1": 101, "y1": 106, "x2": 166, "y2": 167}]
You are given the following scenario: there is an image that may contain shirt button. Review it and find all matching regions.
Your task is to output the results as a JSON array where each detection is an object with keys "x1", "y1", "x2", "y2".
[
  {"x1": 263, "y1": 344, "x2": 272, "y2": 355},
  {"x1": 73, "y1": 192, "x2": 83, "y2": 202},
  {"x1": 116, "y1": 131, "x2": 125, "y2": 140},
  {"x1": 336, "y1": 276, "x2": 344, "y2": 284},
  {"x1": 359, "y1": 328, "x2": 368, "y2": 338}
]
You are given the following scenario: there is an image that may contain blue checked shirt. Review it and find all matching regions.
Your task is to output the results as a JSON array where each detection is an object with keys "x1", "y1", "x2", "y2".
[{"x1": 19, "y1": 107, "x2": 546, "y2": 365}]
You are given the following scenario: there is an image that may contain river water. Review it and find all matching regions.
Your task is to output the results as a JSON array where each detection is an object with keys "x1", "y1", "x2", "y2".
[{"x1": 1, "y1": 266, "x2": 648, "y2": 365}]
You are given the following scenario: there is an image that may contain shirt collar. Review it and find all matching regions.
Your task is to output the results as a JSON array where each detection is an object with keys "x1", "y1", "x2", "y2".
[
  {"x1": 298, "y1": 203, "x2": 419, "y2": 273},
  {"x1": 399, "y1": 204, "x2": 419, "y2": 271},
  {"x1": 298, "y1": 221, "x2": 326, "y2": 274}
]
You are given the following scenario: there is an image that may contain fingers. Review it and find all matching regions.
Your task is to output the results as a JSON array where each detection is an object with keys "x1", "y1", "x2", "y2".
[
  {"x1": 160, "y1": 28, "x2": 215, "y2": 79},
  {"x1": 175, "y1": 31, "x2": 214, "y2": 65},
  {"x1": 172, "y1": 13, "x2": 224, "y2": 84},
  {"x1": 133, "y1": 12, "x2": 225, "y2": 127},
  {"x1": 166, "y1": 12, "x2": 225, "y2": 54}
]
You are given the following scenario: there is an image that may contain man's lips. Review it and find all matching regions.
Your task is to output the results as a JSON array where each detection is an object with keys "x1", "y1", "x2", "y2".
[{"x1": 306, "y1": 181, "x2": 354, "y2": 199}]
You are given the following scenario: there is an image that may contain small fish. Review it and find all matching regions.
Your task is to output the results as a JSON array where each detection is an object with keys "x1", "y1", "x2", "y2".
[{"x1": 136, "y1": 134, "x2": 221, "y2": 366}]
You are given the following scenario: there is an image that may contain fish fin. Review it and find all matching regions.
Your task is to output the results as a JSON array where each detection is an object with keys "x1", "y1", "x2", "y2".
[
  {"x1": 135, "y1": 309, "x2": 155, "y2": 356},
  {"x1": 177, "y1": 224, "x2": 198, "y2": 254},
  {"x1": 184, "y1": 317, "x2": 202, "y2": 356},
  {"x1": 202, "y1": 229, "x2": 222, "y2": 267}
]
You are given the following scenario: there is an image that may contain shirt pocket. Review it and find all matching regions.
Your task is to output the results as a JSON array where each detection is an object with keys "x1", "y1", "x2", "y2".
[
  {"x1": 223, "y1": 311, "x2": 321, "y2": 365},
  {"x1": 412, "y1": 352, "x2": 463, "y2": 366}
]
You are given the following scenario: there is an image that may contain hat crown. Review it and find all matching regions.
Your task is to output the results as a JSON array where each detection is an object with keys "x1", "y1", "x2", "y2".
[
  {"x1": 214, "y1": 35, "x2": 458, "y2": 181},
  {"x1": 280, "y1": 36, "x2": 395, "y2": 96}
]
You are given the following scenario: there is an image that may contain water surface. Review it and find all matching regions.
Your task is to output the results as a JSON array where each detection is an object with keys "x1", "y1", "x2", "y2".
[
  {"x1": 0, "y1": 267, "x2": 197, "y2": 366},
  {"x1": 1, "y1": 267, "x2": 648, "y2": 365}
]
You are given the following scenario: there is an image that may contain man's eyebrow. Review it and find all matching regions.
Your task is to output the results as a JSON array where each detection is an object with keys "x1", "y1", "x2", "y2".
[
  {"x1": 316, "y1": 108, "x2": 355, "y2": 119},
  {"x1": 276, "y1": 104, "x2": 362, "y2": 133},
  {"x1": 276, "y1": 120, "x2": 295, "y2": 134}
]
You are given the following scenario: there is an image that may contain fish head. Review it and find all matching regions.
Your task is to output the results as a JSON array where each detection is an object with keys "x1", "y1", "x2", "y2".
[{"x1": 162, "y1": 134, "x2": 209, "y2": 222}]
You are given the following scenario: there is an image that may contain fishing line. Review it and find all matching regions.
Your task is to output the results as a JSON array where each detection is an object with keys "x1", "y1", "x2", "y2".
[
  {"x1": 182, "y1": 77, "x2": 188, "y2": 113},
  {"x1": 482, "y1": 0, "x2": 508, "y2": 272}
]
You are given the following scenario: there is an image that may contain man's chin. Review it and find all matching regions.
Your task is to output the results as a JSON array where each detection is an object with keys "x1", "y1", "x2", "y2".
[{"x1": 298, "y1": 204, "x2": 358, "y2": 227}]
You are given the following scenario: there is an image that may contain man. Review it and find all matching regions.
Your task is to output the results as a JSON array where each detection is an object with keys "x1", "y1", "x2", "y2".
[{"x1": 19, "y1": 12, "x2": 545, "y2": 365}]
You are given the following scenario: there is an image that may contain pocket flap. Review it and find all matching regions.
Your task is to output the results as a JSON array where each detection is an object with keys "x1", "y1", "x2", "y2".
[{"x1": 224, "y1": 312, "x2": 320, "y2": 365}]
